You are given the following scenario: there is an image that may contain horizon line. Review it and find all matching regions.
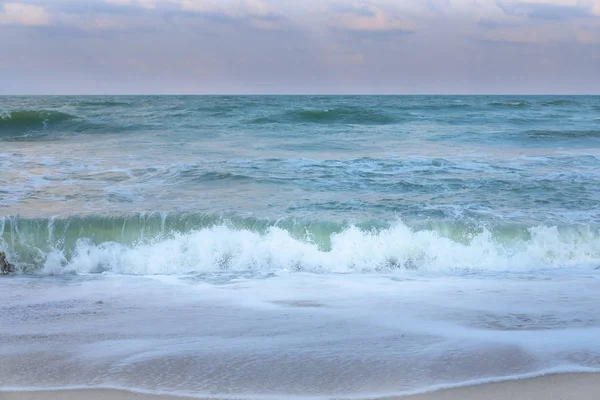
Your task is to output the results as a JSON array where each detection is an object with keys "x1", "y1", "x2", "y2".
[{"x1": 1, "y1": 93, "x2": 599, "y2": 96}]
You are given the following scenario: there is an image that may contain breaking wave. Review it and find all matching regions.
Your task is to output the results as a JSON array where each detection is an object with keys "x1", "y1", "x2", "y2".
[
  {"x1": 0, "y1": 110, "x2": 111, "y2": 140},
  {"x1": 1, "y1": 215, "x2": 599, "y2": 276},
  {"x1": 0, "y1": 110, "x2": 77, "y2": 137}
]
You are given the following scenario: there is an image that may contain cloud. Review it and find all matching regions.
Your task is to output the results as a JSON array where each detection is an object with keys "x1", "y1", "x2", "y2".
[
  {"x1": 478, "y1": 19, "x2": 518, "y2": 28},
  {"x1": 496, "y1": 0, "x2": 600, "y2": 20},
  {"x1": 0, "y1": 2, "x2": 52, "y2": 26},
  {"x1": 329, "y1": 2, "x2": 415, "y2": 36},
  {"x1": 105, "y1": 0, "x2": 157, "y2": 9},
  {"x1": 185, "y1": 0, "x2": 285, "y2": 30},
  {"x1": 103, "y1": 0, "x2": 285, "y2": 29},
  {"x1": 56, "y1": 12, "x2": 151, "y2": 34},
  {"x1": 1, "y1": 0, "x2": 600, "y2": 94},
  {"x1": 330, "y1": 3, "x2": 376, "y2": 17}
]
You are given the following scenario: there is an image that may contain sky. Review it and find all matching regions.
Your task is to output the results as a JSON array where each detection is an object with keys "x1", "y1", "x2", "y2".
[{"x1": 1, "y1": 0, "x2": 599, "y2": 94}]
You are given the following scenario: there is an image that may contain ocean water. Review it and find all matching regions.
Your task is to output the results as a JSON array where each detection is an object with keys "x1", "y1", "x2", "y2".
[{"x1": 1, "y1": 95, "x2": 600, "y2": 398}]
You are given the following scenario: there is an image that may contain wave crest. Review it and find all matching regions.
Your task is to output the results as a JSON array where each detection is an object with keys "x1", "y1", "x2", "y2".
[
  {"x1": 1, "y1": 216, "x2": 599, "y2": 275},
  {"x1": 0, "y1": 110, "x2": 76, "y2": 133},
  {"x1": 0, "y1": 110, "x2": 84, "y2": 140}
]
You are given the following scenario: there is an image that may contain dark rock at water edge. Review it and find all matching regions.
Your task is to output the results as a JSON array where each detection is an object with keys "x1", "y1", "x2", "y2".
[{"x1": 0, "y1": 252, "x2": 15, "y2": 275}]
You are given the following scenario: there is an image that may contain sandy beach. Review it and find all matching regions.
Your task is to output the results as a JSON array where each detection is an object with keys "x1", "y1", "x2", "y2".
[
  {"x1": 402, "y1": 373, "x2": 600, "y2": 400},
  {"x1": 2, "y1": 373, "x2": 600, "y2": 400}
]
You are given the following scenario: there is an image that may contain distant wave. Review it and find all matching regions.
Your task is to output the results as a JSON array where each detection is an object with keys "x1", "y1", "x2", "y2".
[
  {"x1": 1, "y1": 215, "x2": 599, "y2": 275},
  {"x1": 526, "y1": 129, "x2": 600, "y2": 139},
  {"x1": 0, "y1": 109, "x2": 124, "y2": 140},
  {"x1": 188, "y1": 171, "x2": 254, "y2": 183},
  {"x1": 251, "y1": 107, "x2": 398, "y2": 125},
  {"x1": 76, "y1": 100, "x2": 133, "y2": 107},
  {"x1": 152, "y1": 166, "x2": 259, "y2": 184},
  {"x1": 0, "y1": 110, "x2": 79, "y2": 140},
  {"x1": 394, "y1": 103, "x2": 472, "y2": 111},
  {"x1": 0, "y1": 110, "x2": 75, "y2": 128},
  {"x1": 488, "y1": 100, "x2": 530, "y2": 108},
  {"x1": 539, "y1": 99, "x2": 580, "y2": 107}
]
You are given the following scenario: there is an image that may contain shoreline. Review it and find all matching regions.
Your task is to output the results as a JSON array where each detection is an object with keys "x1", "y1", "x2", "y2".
[{"x1": 2, "y1": 372, "x2": 600, "y2": 400}]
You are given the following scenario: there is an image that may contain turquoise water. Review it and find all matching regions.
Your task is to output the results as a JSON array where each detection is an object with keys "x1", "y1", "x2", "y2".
[
  {"x1": 2, "y1": 96, "x2": 600, "y2": 398},
  {"x1": 1, "y1": 95, "x2": 600, "y2": 273}
]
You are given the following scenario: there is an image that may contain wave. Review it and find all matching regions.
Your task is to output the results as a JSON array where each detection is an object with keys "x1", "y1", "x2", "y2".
[
  {"x1": 251, "y1": 107, "x2": 397, "y2": 125},
  {"x1": 539, "y1": 99, "x2": 580, "y2": 107},
  {"x1": 526, "y1": 129, "x2": 600, "y2": 140},
  {"x1": 76, "y1": 100, "x2": 132, "y2": 107},
  {"x1": 184, "y1": 171, "x2": 254, "y2": 183},
  {"x1": 0, "y1": 110, "x2": 76, "y2": 136},
  {"x1": 394, "y1": 103, "x2": 472, "y2": 111},
  {"x1": 488, "y1": 100, "x2": 530, "y2": 108},
  {"x1": 1, "y1": 215, "x2": 599, "y2": 276},
  {"x1": 0, "y1": 109, "x2": 130, "y2": 140}
]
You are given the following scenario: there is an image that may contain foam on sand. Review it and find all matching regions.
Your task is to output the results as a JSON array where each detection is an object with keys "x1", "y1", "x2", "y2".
[{"x1": 2, "y1": 373, "x2": 600, "y2": 400}]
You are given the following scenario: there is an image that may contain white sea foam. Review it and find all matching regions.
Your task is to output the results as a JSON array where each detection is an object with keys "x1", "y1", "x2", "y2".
[
  {"x1": 4, "y1": 366, "x2": 600, "y2": 400},
  {"x1": 37, "y1": 222, "x2": 600, "y2": 275},
  {"x1": 2, "y1": 272, "x2": 600, "y2": 398}
]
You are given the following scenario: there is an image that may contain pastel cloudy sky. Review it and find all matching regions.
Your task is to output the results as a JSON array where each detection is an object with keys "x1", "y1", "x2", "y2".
[{"x1": 1, "y1": 0, "x2": 599, "y2": 94}]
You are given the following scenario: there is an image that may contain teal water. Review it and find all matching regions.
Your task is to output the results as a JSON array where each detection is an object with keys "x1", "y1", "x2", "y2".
[{"x1": 1, "y1": 95, "x2": 600, "y2": 273}]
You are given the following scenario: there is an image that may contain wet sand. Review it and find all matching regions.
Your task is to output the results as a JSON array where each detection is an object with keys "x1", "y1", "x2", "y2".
[
  {"x1": 2, "y1": 373, "x2": 600, "y2": 400},
  {"x1": 401, "y1": 372, "x2": 600, "y2": 400}
]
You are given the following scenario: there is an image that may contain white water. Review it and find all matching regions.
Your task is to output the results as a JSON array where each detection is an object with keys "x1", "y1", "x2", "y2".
[
  {"x1": 27, "y1": 222, "x2": 600, "y2": 275},
  {"x1": 1, "y1": 272, "x2": 600, "y2": 398}
]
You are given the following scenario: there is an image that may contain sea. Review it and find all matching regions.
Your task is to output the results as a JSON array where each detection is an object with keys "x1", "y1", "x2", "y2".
[{"x1": 1, "y1": 95, "x2": 600, "y2": 398}]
